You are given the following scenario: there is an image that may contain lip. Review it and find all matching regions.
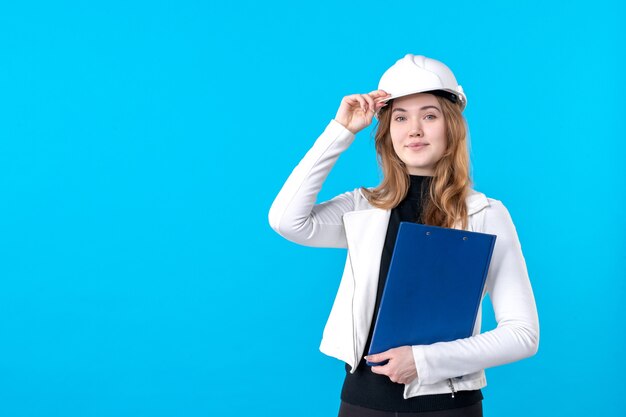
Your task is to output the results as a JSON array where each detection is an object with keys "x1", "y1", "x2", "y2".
[{"x1": 406, "y1": 143, "x2": 429, "y2": 149}]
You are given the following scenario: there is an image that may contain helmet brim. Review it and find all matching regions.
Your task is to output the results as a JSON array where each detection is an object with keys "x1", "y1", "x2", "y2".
[{"x1": 374, "y1": 88, "x2": 467, "y2": 120}]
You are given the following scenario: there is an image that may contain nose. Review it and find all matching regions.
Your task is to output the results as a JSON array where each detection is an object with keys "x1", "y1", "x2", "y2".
[{"x1": 409, "y1": 121, "x2": 423, "y2": 137}]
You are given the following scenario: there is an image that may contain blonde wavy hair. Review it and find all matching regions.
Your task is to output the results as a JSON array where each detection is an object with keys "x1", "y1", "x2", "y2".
[{"x1": 360, "y1": 93, "x2": 472, "y2": 230}]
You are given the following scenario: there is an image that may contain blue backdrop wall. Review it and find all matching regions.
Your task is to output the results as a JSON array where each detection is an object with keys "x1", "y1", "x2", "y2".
[{"x1": 0, "y1": 1, "x2": 624, "y2": 416}]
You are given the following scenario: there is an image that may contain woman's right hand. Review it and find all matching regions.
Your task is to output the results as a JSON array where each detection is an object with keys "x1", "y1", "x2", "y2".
[{"x1": 334, "y1": 90, "x2": 391, "y2": 135}]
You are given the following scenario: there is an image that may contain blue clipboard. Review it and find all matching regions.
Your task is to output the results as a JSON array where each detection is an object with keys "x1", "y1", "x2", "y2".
[{"x1": 366, "y1": 222, "x2": 497, "y2": 367}]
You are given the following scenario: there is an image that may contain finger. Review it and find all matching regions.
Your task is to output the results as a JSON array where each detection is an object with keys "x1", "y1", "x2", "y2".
[
  {"x1": 369, "y1": 364, "x2": 387, "y2": 375},
  {"x1": 369, "y1": 105, "x2": 380, "y2": 116},
  {"x1": 375, "y1": 100, "x2": 388, "y2": 110},
  {"x1": 369, "y1": 90, "x2": 391, "y2": 102},
  {"x1": 353, "y1": 95, "x2": 367, "y2": 112},
  {"x1": 343, "y1": 95, "x2": 362, "y2": 106},
  {"x1": 362, "y1": 93, "x2": 376, "y2": 112},
  {"x1": 365, "y1": 352, "x2": 391, "y2": 362},
  {"x1": 375, "y1": 95, "x2": 392, "y2": 103},
  {"x1": 344, "y1": 97, "x2": 366, "y2": 115},
  {"x1": 368, "y1": 89, "x2": 390, "y2": 97}
]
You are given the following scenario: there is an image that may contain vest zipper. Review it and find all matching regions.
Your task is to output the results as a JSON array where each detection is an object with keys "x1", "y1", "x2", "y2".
[{"x1": 447, "y1": 378, "x2": 456, "y2": 398}]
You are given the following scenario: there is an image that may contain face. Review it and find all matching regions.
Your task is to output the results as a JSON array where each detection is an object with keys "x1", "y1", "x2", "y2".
[{"x1": 389, "y1": 93, "x2": 447, "y2": 176}]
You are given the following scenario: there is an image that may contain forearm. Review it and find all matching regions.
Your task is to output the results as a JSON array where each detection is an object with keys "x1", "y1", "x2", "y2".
[
  {"x1": 412, "y1": 315, "x2": 539, "y2": 385},
  {"x1": 268, "y1": 119, "x2": 356, "y2": 247}
]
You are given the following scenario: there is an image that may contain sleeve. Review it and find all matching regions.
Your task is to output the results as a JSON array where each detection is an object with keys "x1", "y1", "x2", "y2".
[
  {"x1": 268, "y1": 119, "x2": 358, "y2": 248},
  {"x1": 408, "y1": 199, "x2": 540, "y2": 386}
]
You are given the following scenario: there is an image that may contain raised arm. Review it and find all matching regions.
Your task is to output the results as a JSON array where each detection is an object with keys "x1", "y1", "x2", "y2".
[
  {"x1": 268, "y1": 119, "x2": 355, "y2": 248},
  {"x1": 268, "y1": 90, "x2": 390, "y2": 248}
]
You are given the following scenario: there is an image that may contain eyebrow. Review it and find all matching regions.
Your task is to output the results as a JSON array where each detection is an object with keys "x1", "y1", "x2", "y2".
[{"x1": 392, "y1": 105, "x2": 441, "y2": 114}]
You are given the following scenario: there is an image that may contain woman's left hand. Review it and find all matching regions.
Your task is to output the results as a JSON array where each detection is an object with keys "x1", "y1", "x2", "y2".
[{"x1": 365, "y1": 346, "x2": 418, "y2": 384}]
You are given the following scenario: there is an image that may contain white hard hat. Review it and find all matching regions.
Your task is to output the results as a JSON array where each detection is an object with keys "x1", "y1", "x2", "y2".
[{"x1": 375, "y1": 54, "x2": 467, "y2": 119}]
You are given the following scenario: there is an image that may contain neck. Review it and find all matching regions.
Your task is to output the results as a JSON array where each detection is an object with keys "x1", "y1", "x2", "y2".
[{"x1": 406, "y1": 174, "x2": 432, "y2": 200}]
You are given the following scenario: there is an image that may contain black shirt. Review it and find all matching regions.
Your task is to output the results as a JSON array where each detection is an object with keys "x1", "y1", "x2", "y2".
[{"x1": 340, "y1": 174, "x2": 483, "y2": 412}]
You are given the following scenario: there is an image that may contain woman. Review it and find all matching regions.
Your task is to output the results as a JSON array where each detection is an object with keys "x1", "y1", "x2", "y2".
[{"x1": 268, "y1": 54, "x2": 539, "y2": 417}]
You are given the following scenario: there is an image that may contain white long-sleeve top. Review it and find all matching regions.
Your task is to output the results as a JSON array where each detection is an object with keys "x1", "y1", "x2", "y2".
[{"x1": 268, "y1": 119, "x2": 539, "y2": 399}]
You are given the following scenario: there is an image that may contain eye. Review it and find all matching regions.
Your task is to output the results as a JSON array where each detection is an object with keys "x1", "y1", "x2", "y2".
[
  {"x1": 394, "y1": 116, "x2": 406, "y2": 122},
  {"x1": 425, "y1": 114, "x2": 437, "y2": 120}
]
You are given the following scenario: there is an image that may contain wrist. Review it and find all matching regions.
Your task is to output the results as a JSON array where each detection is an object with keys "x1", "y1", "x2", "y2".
[{"x1": 333, "y1": 119, "x2": 359, "y2": 135}]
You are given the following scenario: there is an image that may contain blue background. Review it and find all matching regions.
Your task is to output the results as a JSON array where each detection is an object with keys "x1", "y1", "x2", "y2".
[{"x1": 1, "y1": 1, "x2": 624, "y2": 416}]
